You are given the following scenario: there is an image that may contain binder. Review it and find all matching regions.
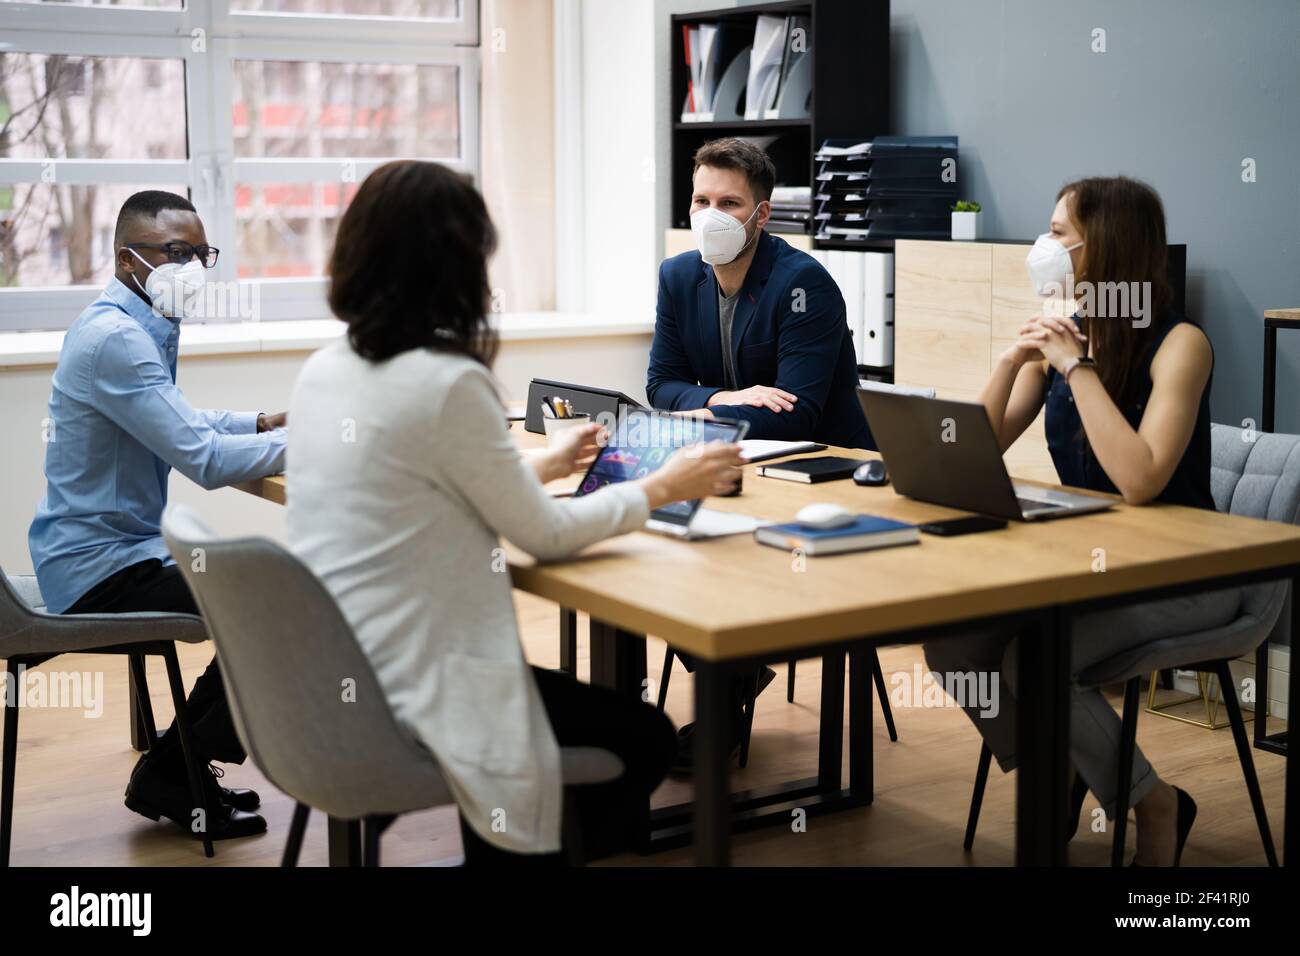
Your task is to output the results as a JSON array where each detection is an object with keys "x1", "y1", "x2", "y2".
[{"x1": 744, "y1": 14, "x2": 788, "y2": 120}]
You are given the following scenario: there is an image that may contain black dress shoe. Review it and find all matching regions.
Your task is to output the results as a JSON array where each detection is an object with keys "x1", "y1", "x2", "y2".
[
  {"x1": 670, "y1": 665, "x2": 779, "y2": 774},
  {"x1": 670, "y1": 721, "x2": 741, "y2": 774},
  {"x1": 125, "y1": 758, "x2": 267, "y2": 841},
  {"x1": 1130, "y1": 786, "x2": 1197, "y2": 867},
  {"x1": 208, "y1": 763, "x2": 261, "y2": 811}
]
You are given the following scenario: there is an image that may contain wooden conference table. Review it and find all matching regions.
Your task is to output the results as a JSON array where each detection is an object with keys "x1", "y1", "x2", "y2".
[{"x1": 237, "y1": 428, "x2": 1300, "y2": 867}]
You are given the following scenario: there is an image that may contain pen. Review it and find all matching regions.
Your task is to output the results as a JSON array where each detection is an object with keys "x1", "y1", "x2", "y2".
[{"x1": 542, "y1": 397, "x2": 556, "y2": 419}]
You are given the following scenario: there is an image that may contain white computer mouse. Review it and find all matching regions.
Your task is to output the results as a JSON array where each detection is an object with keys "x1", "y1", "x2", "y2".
[{"x1": 794, "y1": 502, "x2": 856, "y2": 530}]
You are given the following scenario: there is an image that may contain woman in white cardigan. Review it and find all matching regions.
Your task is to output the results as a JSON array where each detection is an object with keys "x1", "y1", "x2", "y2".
[{"x1": 287, "y1": 160, "x2": 744, "y2": 865}]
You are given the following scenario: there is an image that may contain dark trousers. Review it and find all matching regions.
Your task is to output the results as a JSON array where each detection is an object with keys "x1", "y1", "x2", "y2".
[
  {"x1": 65, "y1": 558, "x2": 245, "y2": 778},
  {"x1": 458, "y1": 665, "x2": 678, "y2": 866}
]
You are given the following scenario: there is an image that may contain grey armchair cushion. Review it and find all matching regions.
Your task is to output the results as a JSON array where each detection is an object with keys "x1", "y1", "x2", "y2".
[
  {"x1": 0, "y1": 566, "x2": 207, "y2": 660},
  {"x1": 1079, "y1": 424, "x2": 1300, "y2": 685}
]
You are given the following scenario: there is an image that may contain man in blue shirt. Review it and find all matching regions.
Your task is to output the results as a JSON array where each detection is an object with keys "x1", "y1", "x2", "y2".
[
  {"x1": 29, "y1": 190, "x2": 286, "y2": 842},
  {"x1": 647, "y1": 137, "x2": 874, "y2": 449}
]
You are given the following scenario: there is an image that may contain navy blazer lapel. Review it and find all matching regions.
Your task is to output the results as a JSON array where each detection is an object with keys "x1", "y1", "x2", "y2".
[
  {"x1": 727, "y1": 232, "x2": 777, "y2": 379},
  {"x1": 695, "y1": 261, "x2": 724, "y2": 383}
]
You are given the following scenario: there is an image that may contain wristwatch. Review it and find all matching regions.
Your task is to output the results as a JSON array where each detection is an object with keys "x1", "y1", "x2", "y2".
[{"x1": 1062, "y1": 356, "x2": 1097, "y2": 383}]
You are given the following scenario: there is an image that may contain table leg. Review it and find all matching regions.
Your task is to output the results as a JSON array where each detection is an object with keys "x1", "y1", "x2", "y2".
[
  {"x1": 819, "y1": 651, "x2": 846, "y2": 791},
  {"x1": 559, "y1": 607, "x2": 578, "y2": 677},
  {"x1": 848, "y1": 647, "x2": 874, "y2": 799},
  {"x1": 1015, "y1": 608, "x2": 1071, "y2": 866},
  {"x1": 1263, "y1": 324, "x2": 1277, "y2": 434},
  {"x1": 693, "y1": 661, "x2": 732, "y2": 866},
  {"x1": 588, "y1": 618, "x2": 646, "y2": 698},
  {"x1": 328, "y1": 816, "x2": 360, "y2": 867},
  {"x1": 1285, "y1": 572, "x2": 1299, "y2": 865}
]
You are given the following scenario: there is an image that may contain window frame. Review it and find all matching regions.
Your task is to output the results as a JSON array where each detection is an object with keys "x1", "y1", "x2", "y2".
[{"x1": 0, "y1": 0, "x2": 480, "y2": 331}]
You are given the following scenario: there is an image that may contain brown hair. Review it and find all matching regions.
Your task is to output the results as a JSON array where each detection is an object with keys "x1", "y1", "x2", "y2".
[
  {"x1": 692, "y1": 137, "x2": 776, "y2": 203},
  {"x1": 328, "y1": 160, "x2": 498, "y2": 366},
  {"x1": 1058, "y1": 175, "x2": 1175, "y2": 404}
]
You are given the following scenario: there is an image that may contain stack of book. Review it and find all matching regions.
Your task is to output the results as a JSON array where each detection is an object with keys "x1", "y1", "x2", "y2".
[
  {"x1": 814, "y1": 136, "x2": 959, "y2": 243},
  {"x1": 767, "y1": 185, "x2": 812, "y2": 236}
]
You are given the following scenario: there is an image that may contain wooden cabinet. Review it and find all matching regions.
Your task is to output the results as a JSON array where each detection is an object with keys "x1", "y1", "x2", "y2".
[{"x1": 895, "y1": 239, "x2": 1058, "y2": 483}]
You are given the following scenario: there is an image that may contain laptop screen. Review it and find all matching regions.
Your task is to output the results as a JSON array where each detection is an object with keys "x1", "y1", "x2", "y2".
[{"x1": 573, "y1": 410, "x2": 748, "y2": 525}]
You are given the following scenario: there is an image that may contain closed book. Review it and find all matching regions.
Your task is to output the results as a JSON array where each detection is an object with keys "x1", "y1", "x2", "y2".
[
  {"x1": 757, "y1": 456, "x2": 867, "y2": 483},
  {"x1": 755, "y1": 516, "x2": 919, "y2": 555}
]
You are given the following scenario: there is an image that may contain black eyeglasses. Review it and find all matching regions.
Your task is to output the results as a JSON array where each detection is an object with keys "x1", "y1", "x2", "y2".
[{"x1": 127, "y1": 241, "x2": 220, "y2": 268}]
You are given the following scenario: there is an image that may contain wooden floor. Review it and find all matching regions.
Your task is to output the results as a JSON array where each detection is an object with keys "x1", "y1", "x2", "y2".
[{"x1": 3, "y1": 591, "x2": 1287, "y2": 866}]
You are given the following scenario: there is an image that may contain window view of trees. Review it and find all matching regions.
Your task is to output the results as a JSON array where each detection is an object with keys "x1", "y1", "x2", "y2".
[
  {"x1": 232, "y1": 59, "x2": 458, "y2": 278},
  {"x1": 0, "y1": 53, "x2": 186, "y2": 287},
  {"x1": 0, "y1": 0, "x2": 465, "y2": 290}
]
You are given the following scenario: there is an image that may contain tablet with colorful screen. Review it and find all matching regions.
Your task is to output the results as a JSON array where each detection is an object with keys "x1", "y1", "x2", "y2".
[{"x1": 573, "y1": 410, "x2": 748, "y2": 531}]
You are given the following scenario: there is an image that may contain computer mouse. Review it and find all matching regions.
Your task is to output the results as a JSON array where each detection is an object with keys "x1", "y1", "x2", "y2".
[
  {"x1": 794, "y1": 502, "x2": 857, "y2": 530},
  {"x1": 853, "y1": 460, "x2": 889, "y2": 486}
]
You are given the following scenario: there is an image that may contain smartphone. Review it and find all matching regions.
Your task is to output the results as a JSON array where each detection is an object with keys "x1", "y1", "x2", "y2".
[{"x1": 919, "y1": 516, "x2": 1008, "y2": 537}]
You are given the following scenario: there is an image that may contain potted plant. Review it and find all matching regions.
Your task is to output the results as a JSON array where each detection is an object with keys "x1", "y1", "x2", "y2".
[{"x1": 951, "y1": 200, "x2": 982, "y2": 241}]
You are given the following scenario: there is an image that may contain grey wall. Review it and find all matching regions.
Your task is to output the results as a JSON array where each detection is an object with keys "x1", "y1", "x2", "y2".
[{"x1": 655, "y1": 0, "x2": 1300, "y2": 430}]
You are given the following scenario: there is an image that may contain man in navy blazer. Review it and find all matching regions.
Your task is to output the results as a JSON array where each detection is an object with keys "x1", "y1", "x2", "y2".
[{"x1": 647, "y1": 138, "x2": 874, "y2": 450}]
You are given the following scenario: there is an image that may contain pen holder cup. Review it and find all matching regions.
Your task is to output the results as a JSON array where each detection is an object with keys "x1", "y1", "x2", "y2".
[{"x1": 543, "y1": 413, "x2": 593, "y2": 442}]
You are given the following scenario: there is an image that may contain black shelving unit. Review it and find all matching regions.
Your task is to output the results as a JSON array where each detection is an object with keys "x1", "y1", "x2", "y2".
[{"x1": 668, "y1": 0, "x2": 891, "y2": 233}]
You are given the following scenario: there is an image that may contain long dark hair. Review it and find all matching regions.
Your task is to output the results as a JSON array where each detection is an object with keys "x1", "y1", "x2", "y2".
[
  {"x1": 1059, "y1": 175, "x2": 1175, "y2": 404},
  {"x1": 329, "y1": 160, "x2": 499, "y2": 366}
]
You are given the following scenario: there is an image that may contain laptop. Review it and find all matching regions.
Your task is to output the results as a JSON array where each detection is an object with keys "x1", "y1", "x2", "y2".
[
  {"x1": 857, "y1": 389, "x2": 1112, "y2": 521},
  {"x1": 524, "y1": 379, "x2": 646, "y2": 435},
  {"x1": 572, "y1": 410, "x2": 761, "y2": 539}
]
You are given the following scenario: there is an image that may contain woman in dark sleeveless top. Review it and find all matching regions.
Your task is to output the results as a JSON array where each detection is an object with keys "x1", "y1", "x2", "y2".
[
  {"x1": 1043, "y1": 306, "x2": 1214, "y2": 510},
  {"x1": 925, "y1": 177, "x2": 1229, "y2": 866}
]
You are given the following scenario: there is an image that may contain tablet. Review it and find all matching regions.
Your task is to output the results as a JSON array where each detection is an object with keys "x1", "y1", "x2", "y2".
[{"x1": 573, "y1": 410, "x2": 748, "y2": 530}]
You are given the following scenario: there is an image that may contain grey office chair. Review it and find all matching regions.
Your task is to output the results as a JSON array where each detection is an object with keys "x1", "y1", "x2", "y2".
[
  {"x1": 0, "y1": 563, "x2": 216, "y2": 865},
  {"x1": 161, "y1": 504, "x2": 625, "y2": 867},
  {"x1": 963, "y1": 423, "x2": 1300, "y2": 866}
]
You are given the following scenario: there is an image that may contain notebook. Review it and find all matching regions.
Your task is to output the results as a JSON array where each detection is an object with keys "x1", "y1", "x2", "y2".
[
  {"x1": 739, "y1": 439, "x2": 827, "y2": 463},
  {"x1": 754, "y1": 515, "x2": 920, "y2": 556},
  {"x1": 756, "y1": 456, "x2": 868, "y2": 483}
]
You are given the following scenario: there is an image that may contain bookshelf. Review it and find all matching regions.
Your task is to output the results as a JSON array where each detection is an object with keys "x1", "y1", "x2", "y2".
[{"x1": 668, "y1": 0, "x2": 891, "y2": 237}]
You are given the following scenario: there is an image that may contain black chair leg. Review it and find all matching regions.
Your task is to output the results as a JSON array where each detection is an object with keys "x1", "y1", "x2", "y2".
[
  {"x1": 656, "y1": 645, "x2": 673, "y2": 710},
  {"x1": 787, "y1": 659, "x2": 796, "y2": 702},
  {"x1": 128, "y1": 654, "x2": 157, "y2": 752},
  {"x1": 871, "y1": 650, "x2": 898, "y2": 742},
  {"x1": 1, "y1": 659, "x2": 19, "y2": 868},
  {"x1": 963, "y1": 742, "x2": 992, "y2": 851},
  {"x1": 561, "y1": 793, "x2": 586, "y2": 866},
  {"x1": 1111, "y1": 677, "x2": 1141, "y2": 868},
  {"x1": 161, "y1": 645, "x2": 215, "y2": 859},
  {"x1": 127, "y1": 654, "x2": 158, "y2": 751},
  {"x1": 282, "y1": 802, "x2": 311, "y2": 867},
  {"x1": 1211, "y1": 661, "x2": 1278, "y2": 866},
  {"x1": 363, "y1": 817, "x2": 383, "y2": 867},
  {"x1": 738, "y1": 668, "x2": 759, "y2": 769}
]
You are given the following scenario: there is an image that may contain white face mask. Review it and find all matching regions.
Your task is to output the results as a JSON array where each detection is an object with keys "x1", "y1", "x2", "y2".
[
  {"x1": 690, "y1": 203, "x2": 763, "y2": 266},
  {"x1": 1025, "y1": 233, "x2": 1083, "y2": 297},
  {"x1": 125, "y1": 247, "x2": 208, "y2": 320}
]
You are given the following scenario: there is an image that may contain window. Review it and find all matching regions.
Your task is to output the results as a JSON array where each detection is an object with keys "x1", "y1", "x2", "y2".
[{"x1": 0, "y1": 0, "x2": 479, "y2": 331}]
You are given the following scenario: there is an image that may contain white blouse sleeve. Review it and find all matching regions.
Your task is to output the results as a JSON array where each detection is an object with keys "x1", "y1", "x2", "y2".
[{"x1": 434, "y1": 364, "x2": 650, "y2": 561}]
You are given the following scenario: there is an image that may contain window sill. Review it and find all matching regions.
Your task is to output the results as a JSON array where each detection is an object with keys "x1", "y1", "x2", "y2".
[{"x1": 0, "y1": 312, "x2": 655, "y2": 370}]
